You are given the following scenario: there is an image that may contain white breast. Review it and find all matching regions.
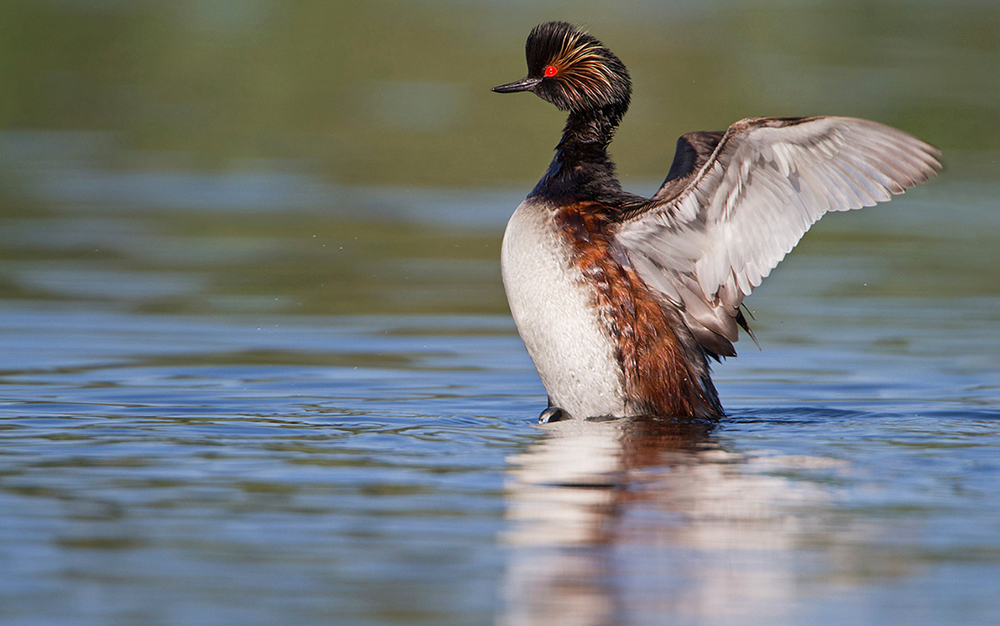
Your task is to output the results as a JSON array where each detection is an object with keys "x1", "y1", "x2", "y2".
[{"x1": 501, "y1": 200, "x2": 626, "y2": 419}]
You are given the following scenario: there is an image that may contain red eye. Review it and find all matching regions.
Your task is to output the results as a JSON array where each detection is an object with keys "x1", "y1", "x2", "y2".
[{"x1": 543, "y1": 65, "x2": 558, "y2": 78}]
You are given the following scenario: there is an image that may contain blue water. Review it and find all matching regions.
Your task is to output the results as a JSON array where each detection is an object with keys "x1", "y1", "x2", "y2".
[
  {"x1": 2, "y1": 133, "x2": 1000, "y2": 626},
  {"x1": 2, "y1": 0, "x2": 999, "y2": 621},
  {"x1": 2, "y1": 286, "x2": 999, "y2": 625}
]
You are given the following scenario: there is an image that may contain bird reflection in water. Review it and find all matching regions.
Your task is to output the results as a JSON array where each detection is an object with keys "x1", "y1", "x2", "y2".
[{"x1": 501, "y1": 417, "x2": 835, "y2": 625}]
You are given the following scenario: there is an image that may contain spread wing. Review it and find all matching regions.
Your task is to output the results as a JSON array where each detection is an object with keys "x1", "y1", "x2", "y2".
[
  {"x1": 613, "y1": 116, "x2": 941, "y2": 357},
  {"x1": 651, "y1": 130, "x2": 726, "y2": 203}
]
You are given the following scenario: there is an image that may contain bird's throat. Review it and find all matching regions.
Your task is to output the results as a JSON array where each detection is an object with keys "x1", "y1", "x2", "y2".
[
  {"x1": 531, "y1": 108, "x2": 624, "y2": 202},
  {"x1": 558, "y1": 108, "x2": 619, "y2": 155}
]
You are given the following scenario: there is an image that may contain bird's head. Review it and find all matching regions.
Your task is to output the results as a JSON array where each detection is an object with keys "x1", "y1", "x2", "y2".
[{"x1": 492, "y1": 22, "x2": 631, "y2": 120}]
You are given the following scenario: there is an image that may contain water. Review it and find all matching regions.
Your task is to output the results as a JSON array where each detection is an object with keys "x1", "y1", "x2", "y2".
[
  {"x1": 0, "y1": 310, "x2": 524, "y2": 625},
  {"x1": 3, "y1": 1, "x2": 1000, "y2": 624},
  {"x1": 2, "y1": 188, "x2": 999, "y2": 624},
  {"x1": 3, "y1": 299, "x2": 996, "y2": 626}
]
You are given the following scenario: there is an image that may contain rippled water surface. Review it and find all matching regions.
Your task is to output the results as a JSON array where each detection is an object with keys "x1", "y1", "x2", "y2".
[
  {"x1": 3, "y1": 186, "x2": 1000, "y2": 625},
  {"x1": 3, "y1": 1, "x2": 1000, "y2": 625}
]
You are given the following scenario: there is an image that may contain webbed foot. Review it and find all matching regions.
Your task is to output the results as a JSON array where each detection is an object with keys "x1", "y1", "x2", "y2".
[{"x1": 538, "y1": 407, "x2": 569, "y2": 424}]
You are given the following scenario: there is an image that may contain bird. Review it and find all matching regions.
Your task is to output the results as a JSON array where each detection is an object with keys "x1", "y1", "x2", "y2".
[{"x1": 492, "y1": 21, "x2": 941, "y2": 424}]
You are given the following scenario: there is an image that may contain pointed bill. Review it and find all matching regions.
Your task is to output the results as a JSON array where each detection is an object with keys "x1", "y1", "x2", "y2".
[{"x1": 492, "y1": 76, "x2": 542, "y2": 93}]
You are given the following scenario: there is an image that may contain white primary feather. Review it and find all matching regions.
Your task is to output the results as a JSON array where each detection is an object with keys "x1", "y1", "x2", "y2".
[{"x1": 615, "y1": 116, "x2": 941, "y2": 356}]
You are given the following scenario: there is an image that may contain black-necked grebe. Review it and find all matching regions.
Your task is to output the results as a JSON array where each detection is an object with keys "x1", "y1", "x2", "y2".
[{"x1": 493, "y1": 21, "x2": 940, "y2": 423}]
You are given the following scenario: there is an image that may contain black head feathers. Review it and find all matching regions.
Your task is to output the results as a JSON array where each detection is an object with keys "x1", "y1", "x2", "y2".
[{"x1": 494, "y1": 22, "x2": 631, "y2": 121}]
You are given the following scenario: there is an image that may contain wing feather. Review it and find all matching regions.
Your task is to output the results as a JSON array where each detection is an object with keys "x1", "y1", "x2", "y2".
[{"x1": 614, "y1": 116, "x2": 941, "y2": 357}]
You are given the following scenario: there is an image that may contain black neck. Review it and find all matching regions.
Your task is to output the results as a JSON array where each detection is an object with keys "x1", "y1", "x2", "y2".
[
  {"x1": 530, "y1": 106, "x2": 635, "y2": 205},
  {"x1": 558, "y1": 107, "x2": 619, "y2": 154}
]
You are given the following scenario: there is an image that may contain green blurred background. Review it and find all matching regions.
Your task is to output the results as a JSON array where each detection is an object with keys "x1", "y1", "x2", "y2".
[{"x1": 0, "y1": 0, "x2": 997, "y2": 317}]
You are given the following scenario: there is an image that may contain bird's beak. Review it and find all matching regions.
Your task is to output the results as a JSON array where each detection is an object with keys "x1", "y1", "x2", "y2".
[{"x1": 491, "y1": 76, "x2": 542, "y2": 93}]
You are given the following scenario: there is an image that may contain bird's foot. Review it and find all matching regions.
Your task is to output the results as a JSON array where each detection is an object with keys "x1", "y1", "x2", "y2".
[{"x1": 538, "y1": 407, "x2": 569, "y2": 424}]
